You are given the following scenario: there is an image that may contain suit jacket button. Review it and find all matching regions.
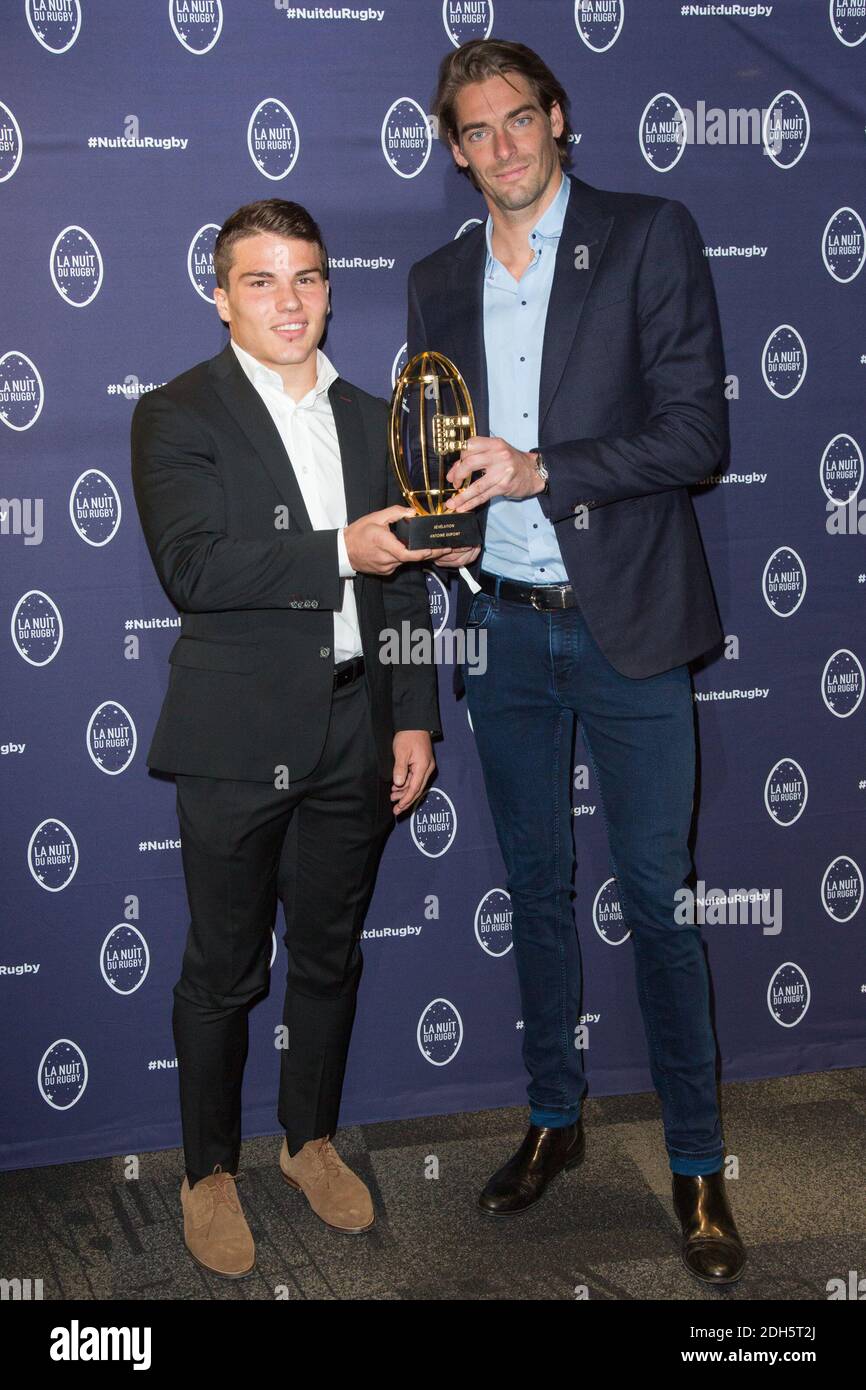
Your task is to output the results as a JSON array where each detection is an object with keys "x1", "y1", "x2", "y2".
[{"x1": 320, "y1": 646, "x2": 330, "y2": 658}]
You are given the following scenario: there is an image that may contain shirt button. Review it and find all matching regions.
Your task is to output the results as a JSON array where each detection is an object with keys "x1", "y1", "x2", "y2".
[
  {"x1": 523, "y1": 412, "x2": 528, "y2": 418},
  {"x1": 521, "y1": 300, "x2": 527, "y2": 306},
  {"x1": 533, "y1": 524, "x2": 538, "y2": 529},
  {"x1": 520, "y1": 356, "x2": 526, "y2": 362},
  {"x1": 539, "y1": 567, "x2": 546, "y2": 573},
  {"x1": 320, "y1": 647, "x2": 330, "y2": 658}
]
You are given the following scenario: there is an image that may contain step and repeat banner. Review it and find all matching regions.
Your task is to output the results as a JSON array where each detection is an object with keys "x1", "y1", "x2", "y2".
[{"x1": 2, "y1": 1, "x2": 864, "y2": 1170}]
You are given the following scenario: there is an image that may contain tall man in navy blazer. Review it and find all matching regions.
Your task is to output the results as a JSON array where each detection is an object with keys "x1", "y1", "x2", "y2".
[{"x1": 408, "y1": 40, "x2": 745, "y2": 1284}]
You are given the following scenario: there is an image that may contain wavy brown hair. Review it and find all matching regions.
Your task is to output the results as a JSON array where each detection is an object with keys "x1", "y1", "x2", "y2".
[
  {"x1": 214, "y1": 199, "x2": 329, "y2": 289},
  {"x1": 431, "y1": 39, "x2": 573, "y2": 182}
]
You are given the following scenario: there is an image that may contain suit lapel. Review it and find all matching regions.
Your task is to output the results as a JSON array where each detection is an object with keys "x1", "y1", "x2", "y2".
[
  {"x1": 209, "y1": 341, "x2": 314, "y2": 531},
  {"x1": 329, "y1": 379, "x2": 371, "y2": 523},
  {"x1": 538, "y1": 176, "x2": 614, "y2": 434},
  {"x1": 446, "y1": 233, "x2": 490, "y2": 438}
]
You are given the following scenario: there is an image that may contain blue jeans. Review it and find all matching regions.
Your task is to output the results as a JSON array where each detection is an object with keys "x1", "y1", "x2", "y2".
[{"x1": 463, "y1": 581, "x2": 724, "y2": 1176}]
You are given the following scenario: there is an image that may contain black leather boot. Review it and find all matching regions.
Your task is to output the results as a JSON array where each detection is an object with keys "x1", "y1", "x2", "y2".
[
  {"x1": 478, "y1": 1120, "x2": 585, "y2": 1216},
  {"x1": 672, "y1": 1170, "x2": 747, "y2": 1284}
]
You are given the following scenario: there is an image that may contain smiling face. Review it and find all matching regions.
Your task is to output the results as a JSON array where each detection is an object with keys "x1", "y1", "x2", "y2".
[
  {"x1": 449, "y1": 71, "x2": 564, "y2": 217},
  {"x1": 213, "y1": 231, "x2": 330, "y2": 396}
]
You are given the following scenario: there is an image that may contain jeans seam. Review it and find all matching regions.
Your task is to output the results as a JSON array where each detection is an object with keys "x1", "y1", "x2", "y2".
[
  {"x1": 552, "y1": 704, "x2": 571, "y2": 1108},
  {"x1": 580, "y1": 724, "x2": 680, "y2": 1128}
]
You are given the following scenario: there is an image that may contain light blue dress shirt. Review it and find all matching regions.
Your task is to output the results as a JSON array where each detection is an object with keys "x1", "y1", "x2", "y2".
[{"x1": 481, "y1": 172, "x2": 570, "y2": 583}]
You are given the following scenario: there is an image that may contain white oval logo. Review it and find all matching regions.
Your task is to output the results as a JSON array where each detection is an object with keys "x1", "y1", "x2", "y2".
[
  {"x1": 169, "y1": 0, "x2": 223, "y2": 55},
  {"x1": 767, "y1": 963, "x2": 810, "y2": 1028},
  {"x1": 87, "y1": 701, "x2": 137, "y2": 775},
  {"x1": 821, "y1": 648, "x2": 864, "y2": 718},
  {"x1": 38, "y1": 1039, "x2": 88, "y2": 1109},
  {"x1": 28, "y1": 818, "x2": 79, "y2": 892},
  {"x1": 391, "y1": 342, "x2": 408, "y2": 390},
  {"x1": 381, "y1": 98, "x2": 432, "y2": 180},
  {"x1": 442, "y1": 0, "x2": 494, "y2": 46},
  {"x1": 821, "y1": 206, "x2": 866, "y2": 283},
  {"x1": 410, "y1": 787, "x2": 457, "y2": 858},
  {"x1": 575, "y1": 0, "x2": 625, "y2": 52},
  {"x1": 26, "y1": 0, "x2": 81, "y2": 53},
  {"x1": 11, "y1": 590, "x2": 64, "y2": 666},
  {"x1": 0, "y1": 350, "x2": 44, "y2": 431},
  {"x1": 187, "y1": 223, "x2": 220, "y2": 302},
  {"x1": 69, "y1": 468, "x2": 122, "y2": 546},
  {"x1": 830, "y1": 0, "x2": 866, "y2": 46},
  {"x1": 762, "y1": 546, "x2": 807, "y2": 617},
  {"x1": 474, "y1": 888, "x2": 513, "y2": 957},
  {"x1": 764, "y1": 758, "x2": 808, "y2": 826},
  {"x1": 248, "y1": 98, "x2": 300, "y2": 180},
  {"x1": 761, "y1": 324, "x2": 807, "y2": 399},
  {"x1": 820, "y1": 856, "x2": 864, "y2": 923},
  {"x1": 638, "y1": 92, "x2": 687, "y2": 172},
  {"x1": 593, "y1": 876, "x2": 631, "y2": 945},
  {"x1": 50, "y1": 225, "x2": 103, "y2": 307},
  {"x1": 425, "y1": 568, "x2": 449, "y2": 638},
  {"x1": 100, "y1": 923, "x2": 150, "y2": 995},
  {"x1": 820, "y1": 433, "x2": 864, "y2": 504},
  {"x1": 417, "y1": 998, "x2": 463, "y2": 1066},
  {"x1": 762, "y1": 90, "x2": 810, "y2": 169},
  {"x1": 0, "y1": 100, "x2": 23, "y2": 183}
]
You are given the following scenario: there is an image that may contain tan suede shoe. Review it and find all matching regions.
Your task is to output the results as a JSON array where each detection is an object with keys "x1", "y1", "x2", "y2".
[
  {"x1": 179, "y1": 1164, "x2": 255, "y2": 1278},
  {"x1": 279, "y1": 1136, "x2": 374, "y2": 1233}
]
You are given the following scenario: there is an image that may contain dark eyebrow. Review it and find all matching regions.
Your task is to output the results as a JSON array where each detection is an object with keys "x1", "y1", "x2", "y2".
[
  {"x1": 459, "y1": 104, "x2": 536, "y2": 136},
  {"x1": 239, "y1": 267, "x2": 322, "y2": 280}
]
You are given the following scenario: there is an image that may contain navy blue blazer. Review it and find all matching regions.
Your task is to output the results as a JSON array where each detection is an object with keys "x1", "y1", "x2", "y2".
[{"x1": 407, "y1": 172, "x2": 727, "y2": 690}]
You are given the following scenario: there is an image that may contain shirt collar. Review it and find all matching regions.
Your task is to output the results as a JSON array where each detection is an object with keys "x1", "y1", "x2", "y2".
[
  {"x1": 230, "y1": 337, "x2": 338, "y2": 405},
  {"x1": 485, "y1": 171, "x2": 571, "y2": 271}
]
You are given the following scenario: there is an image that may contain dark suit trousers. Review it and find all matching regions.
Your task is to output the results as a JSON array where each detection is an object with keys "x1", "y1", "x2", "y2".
[{"x1": 171, "y1": 674, "x2": 394, "y2": 1185}]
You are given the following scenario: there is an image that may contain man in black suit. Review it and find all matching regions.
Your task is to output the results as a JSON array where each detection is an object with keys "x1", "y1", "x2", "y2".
[
  {"x1": 132, "y1": 199, "x2": 441, "y2": 1278},
  {"x1": 408, "y1": 40, "x2": 745, "y2": 1284}
]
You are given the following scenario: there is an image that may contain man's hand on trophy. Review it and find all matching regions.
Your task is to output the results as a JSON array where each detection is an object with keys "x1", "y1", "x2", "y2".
[
  {"x1": 445, "y1": 436, "x2": 544, "y2": 511},
  {"x1": 432, "y1": 546, "x2": 481, "y2": 569},
  {"x1": 344, "y1": 506, "x2": 449, "y2": 576}
]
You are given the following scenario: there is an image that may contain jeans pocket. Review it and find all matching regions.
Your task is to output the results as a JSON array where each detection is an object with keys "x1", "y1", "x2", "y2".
[{"x1": 466, "y1": 593, "x2": 495, "y2": 629}]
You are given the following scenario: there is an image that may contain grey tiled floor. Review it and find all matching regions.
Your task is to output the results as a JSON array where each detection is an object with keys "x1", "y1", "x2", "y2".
[{"x1": 1, "y1": 1069, "x2": 863, "y2": 1300}]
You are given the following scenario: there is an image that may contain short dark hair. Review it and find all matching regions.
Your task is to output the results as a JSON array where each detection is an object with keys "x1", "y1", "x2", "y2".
[
  {"x1": 431, "y1": 39, "x2": 573, "y2": 182},
  {"x1": 213, "y1": 199, "x2": 329, "y2": 289}
]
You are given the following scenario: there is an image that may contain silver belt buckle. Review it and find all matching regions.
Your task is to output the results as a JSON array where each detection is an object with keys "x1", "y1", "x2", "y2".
[{"x1": 531, "y1": 584, "x2": 568, "y2": 611}]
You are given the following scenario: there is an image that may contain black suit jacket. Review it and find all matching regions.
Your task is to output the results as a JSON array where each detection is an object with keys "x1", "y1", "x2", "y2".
[
  {"x1": 130, "y1": 340, "x2": 441, "y2": 783},
  {"x1": 407, "y1": 173, "x2": 727, "y2": 691}
]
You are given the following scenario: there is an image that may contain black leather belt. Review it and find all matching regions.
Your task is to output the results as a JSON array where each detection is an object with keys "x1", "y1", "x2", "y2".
[
  {"x1": 333, "y1": 655, "x2": 365, "y2": 689},
  {"x1": 477, "y1": 571, "x2": 577, "y2": 610}
]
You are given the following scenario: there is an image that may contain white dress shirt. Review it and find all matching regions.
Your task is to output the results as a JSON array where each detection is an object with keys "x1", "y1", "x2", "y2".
[{"x1": 230, "y1": 338, "x2": 363, "y2": 663}]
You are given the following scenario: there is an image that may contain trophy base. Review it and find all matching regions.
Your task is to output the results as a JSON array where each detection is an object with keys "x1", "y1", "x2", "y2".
[{"x1": 393, "y1": 511, "x2": 481, "y2": 550}]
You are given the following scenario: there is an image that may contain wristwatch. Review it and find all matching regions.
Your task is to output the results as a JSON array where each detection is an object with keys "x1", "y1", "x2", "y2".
[{"x1": 531, "y1": 448, "x2": 549, "y2": 494}]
